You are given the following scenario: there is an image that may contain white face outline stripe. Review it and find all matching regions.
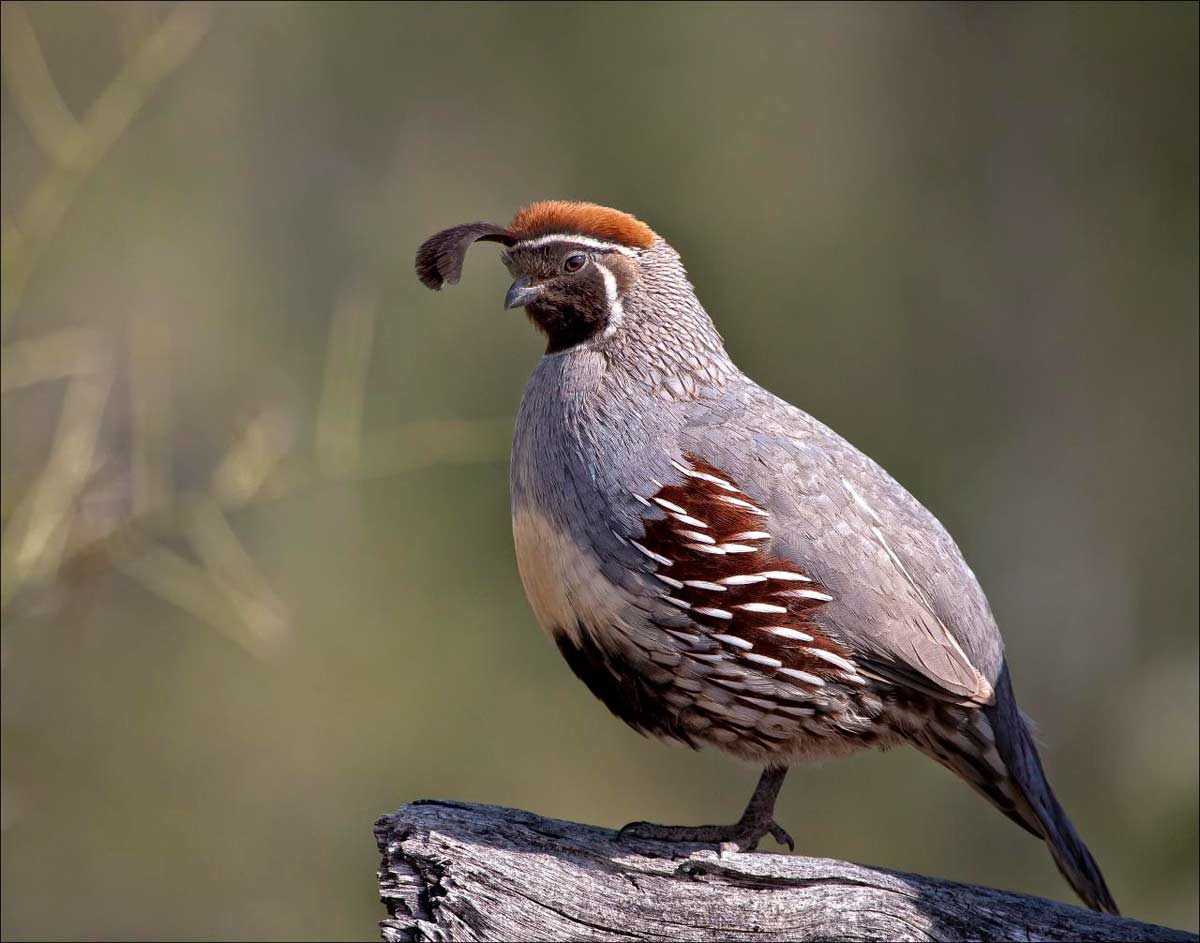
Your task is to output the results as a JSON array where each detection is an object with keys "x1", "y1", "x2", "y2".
[
  {"x1": 594, "y1": 259, "x2": 625, "y2": 339},
  {"x1": 510, "y1": 233, "x2": 640, "y2": 256}
]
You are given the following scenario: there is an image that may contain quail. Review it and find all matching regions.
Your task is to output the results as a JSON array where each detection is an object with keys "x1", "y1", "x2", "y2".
[{"x1": 415, "y1": 201, "x2": 1118, "y2": 914}]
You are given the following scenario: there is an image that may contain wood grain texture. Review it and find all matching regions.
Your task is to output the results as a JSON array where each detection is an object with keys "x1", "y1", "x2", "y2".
[{"x1": 374, "y1": 801, "x2": 1196, "y2": 943}]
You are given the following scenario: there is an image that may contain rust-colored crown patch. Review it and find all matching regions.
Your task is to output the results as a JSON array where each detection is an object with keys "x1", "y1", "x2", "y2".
[{"x1": 509, "y1": 201, "x2": 656, "y2": 249}]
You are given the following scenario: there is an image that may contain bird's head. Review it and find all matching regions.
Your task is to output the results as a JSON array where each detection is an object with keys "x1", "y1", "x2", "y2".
[{"x1": 416, "y1": 201, "x2": 660, "y2": 354}]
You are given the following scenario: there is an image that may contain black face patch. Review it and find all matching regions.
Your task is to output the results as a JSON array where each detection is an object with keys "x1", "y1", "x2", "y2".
[
  {"x1": 526, "y1": 268, "x2": 609, "y2": 353},
  {"x1": 503, "y1": 241, "x2": 622, "y2": 354}
]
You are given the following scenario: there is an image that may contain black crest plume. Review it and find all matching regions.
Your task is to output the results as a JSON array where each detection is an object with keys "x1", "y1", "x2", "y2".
[{"x1": 415, "y1": 222, "x2": 514, "y2": 290}]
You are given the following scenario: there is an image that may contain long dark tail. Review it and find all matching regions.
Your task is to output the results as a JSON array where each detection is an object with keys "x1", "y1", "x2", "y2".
[
  {"x1": 984, "y1": 668, "x2": 1119, "y2": 915},
  {"x1": 915, "y1": 666, "x2": 1118, "y2": 914}
]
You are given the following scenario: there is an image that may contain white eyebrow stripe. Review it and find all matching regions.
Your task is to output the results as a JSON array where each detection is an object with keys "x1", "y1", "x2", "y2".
[{"x1": 510, "y1": 234, "x2": 639, "y2": 255}]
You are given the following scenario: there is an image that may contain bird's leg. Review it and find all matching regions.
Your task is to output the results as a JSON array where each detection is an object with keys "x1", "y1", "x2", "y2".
[{"x1": 618, "y1": 765, "x2": 793, "y2": 853}]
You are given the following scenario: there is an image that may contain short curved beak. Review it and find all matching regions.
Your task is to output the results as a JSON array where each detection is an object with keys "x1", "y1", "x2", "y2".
[{"x1": 504, "y1": 276, "x2": 541, "y2": 310}]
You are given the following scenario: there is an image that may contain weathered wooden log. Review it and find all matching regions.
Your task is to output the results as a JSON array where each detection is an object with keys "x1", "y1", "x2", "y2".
[{"x1": 375, "y1": 800, "x2": 1195, "y2": 943}]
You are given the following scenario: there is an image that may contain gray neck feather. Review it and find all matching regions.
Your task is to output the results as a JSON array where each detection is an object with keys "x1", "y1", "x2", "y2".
[
  {"x1": 513, "y1": 240, "x2": 740, "y2": 519},
  {"x1": 574, "y1": 239, "x2": 738, "y2": 401}
]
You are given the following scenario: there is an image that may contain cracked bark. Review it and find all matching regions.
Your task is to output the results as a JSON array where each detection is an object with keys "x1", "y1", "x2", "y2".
[{"x1": 374, "y1": 801, "x2": 1197, "y2": 942}]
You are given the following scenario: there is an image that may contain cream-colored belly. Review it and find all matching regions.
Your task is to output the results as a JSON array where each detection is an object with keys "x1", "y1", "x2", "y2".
[{"x1": 511, "y1": 507, "x2": 630, "y2": 644}]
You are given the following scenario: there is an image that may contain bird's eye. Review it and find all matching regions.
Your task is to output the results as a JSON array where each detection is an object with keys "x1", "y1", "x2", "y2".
[{"x1": 563, "y1": 253, "x2": 587, "y2": 274}]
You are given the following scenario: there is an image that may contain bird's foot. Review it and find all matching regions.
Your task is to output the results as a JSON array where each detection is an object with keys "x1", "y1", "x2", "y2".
[{"x1": 617, "y1": 816, "x2": 794, "y2": 854}]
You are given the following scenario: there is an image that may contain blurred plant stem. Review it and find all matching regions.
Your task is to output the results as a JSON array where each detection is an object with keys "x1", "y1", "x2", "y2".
[
  {"x1": 0, "y1": 1, "x2": 211, "y2": 331},
  {"x1": 0, "y1": 327, "x2": 105, "y2": 391},
  {"x1": 0, "y1": 3, "x2": 513, "y2": 658},
  {"x1": 115, "y1": 542, "x2": 282, "y2": 659},
  {"x1": 0, "y1": 344, "x2": 112, "y2": 607}
]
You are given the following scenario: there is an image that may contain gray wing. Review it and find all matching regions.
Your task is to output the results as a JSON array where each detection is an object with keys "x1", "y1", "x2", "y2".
[{"x1": 681, "y1": 385, "x2": 1002, "y2": 706}]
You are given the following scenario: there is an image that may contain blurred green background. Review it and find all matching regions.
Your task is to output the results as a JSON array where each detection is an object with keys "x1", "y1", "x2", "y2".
[{"x1": 2, "y1": 2, "x2": 1196, "y2": 939}]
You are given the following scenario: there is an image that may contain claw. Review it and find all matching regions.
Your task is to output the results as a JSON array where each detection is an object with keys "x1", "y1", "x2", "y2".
[{"x1": 769, "y1": 821, "x2": 795, "y2": 852}]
